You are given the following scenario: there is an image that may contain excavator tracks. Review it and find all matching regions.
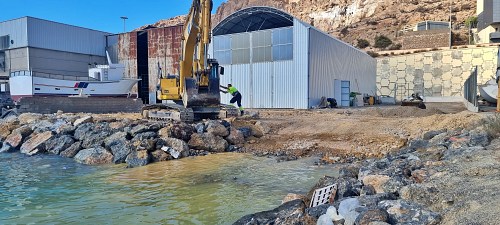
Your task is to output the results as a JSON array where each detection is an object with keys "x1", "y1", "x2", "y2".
[{"x1": 142, "y1": 104, "x2": 195, "y2": 123}]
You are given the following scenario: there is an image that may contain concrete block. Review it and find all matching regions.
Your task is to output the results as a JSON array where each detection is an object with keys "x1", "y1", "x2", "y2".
[
  {"x1": 452, "y1": 59, "x2": 462, "y2": 67},
  {"x1": 451, "y1": 50, "x2": 463, "y2": 59},
  {"x1": 423, "y1": 73, "x2": 433, "y2": 81},
  {"x1": 432, "y1": 68, "x2": 443, "y2": 78},
  {"x1": 380, "y1": 79, "x2": 390, "y2": 86}
]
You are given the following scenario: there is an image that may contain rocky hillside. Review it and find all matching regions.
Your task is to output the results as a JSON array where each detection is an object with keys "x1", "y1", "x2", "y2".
[{"x1": 140, "y1": 0, "x2": 476, "y2": 48}]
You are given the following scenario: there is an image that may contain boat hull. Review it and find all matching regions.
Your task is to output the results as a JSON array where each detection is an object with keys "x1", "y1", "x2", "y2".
[
  {"x1": 10, "y1": 76, "x2": 139, "y2": 102},
  {"x1": 479, "y1": 79, "x2": 498, "y2": 104}
]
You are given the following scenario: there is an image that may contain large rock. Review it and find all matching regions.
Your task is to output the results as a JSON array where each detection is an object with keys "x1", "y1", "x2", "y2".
[
  {"x1": 188, "y1": 133, "x2": 228, "y2": 152},
  {"x1": 233, "y1": 199, "x2": 306, "y2": 225},
  {"x1": 45, "y1": 135, "x2": 75, "y2": 155},
  {"x1": 226, "y1": 128, "x2": 245, "y2": 145},
  {"x1": 20, "y1": 131, "x2": 53, "y2": 156},
  {"x1": 468, "y1": 128, "x2": 490, "y2": 147},
  {"x1": 338, "y1": 198, "x2": 362, "y2": 225},
  {"x1": 158, "y1": 122, "x2": 194, "y2": 141},
  {"x1": 378, "y1": 200, "x2": 441, "y2": 225},
  {"x1": 18, "y1": 113, "x2": 44, "y2": 124},
  {"x1": 254, "y1": 121, "x2": 271, "y2": 134},
  {"x1": 131, "y1": 132, "x2": 157, "y2": 152},
  {"x1": 336, "y1": 177, "x2": 363, "y2": 200},
  {"x1": 158, "y1": 137, "x2": 189, "y2": 158},
  {"x1": 400, "y1": 184, "x2": 438, "y2": 206},
  {"x1": 5, "y1": 133, "x2": 23, "y2": 148},
  {"x1": 73, "y1": 123, "x2": 95, "y2": 140},
  {"x1": 110, "y1": 140, "x2": 133, "y2": 164},
  {"x1": 355, "y1": 209, "x2": 389, "y2": 225},
  {"x1": 238, "y1": 127, "x2": 253, "y2": 138},
  {"x1": 81, "y1": 131, "x2": 111, "y2": 149},
  {"x1": 55, "y1": 124, "x2": 75, "y2": 135},
  {"x1": 60, "y1": 141, "x2": 82, "y2": 158},
  {"x1": 74, "y1": 147, "x2": 113, "y2": 165},
  {"x1": 362, "y1": 175, "x2": 391, "y2": 194},
  {"x1": 282, "y1": 193, "x2": 307, "y2": 204},
  {"x1": 0, "y1": 121, "x2": 19, "y2": 141},
  {"x1": 73, "y1": 116, "x2": 93, "y2": 127},
  {"x1": 126, "y1": 149, "x2": 150, "y2": 168},
  {"x1": 206, "y1": 120, "x2": 229, "y2": 137},
  {"x1": 104, "y1": 132, "x2": 129, "y2": 148},
  {"x1": 130, "y1": 123, "x2": 161, "y2": 136},
  {"x1": 150, "y1": 149, "x2": 172, "y2": 162}
]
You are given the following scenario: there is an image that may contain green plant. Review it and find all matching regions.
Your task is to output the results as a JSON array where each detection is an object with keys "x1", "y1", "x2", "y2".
[
  {"x1": 374, "y1": 35, "x2": 393, "y2": 49},
  {"x1": 357, "y1": 39, "x2": 370, "y2": 49},
  {"x1": 366, "y1": 51, "x2": 379, "y2": 57},
  {"x1": 465, "y1": 16, "x2": 478, "y2": 28}
]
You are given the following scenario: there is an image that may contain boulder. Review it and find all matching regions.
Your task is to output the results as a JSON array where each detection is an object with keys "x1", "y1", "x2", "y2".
[
  {"x1": 468, "y1": 128, "x2": 490, "y2": 147},
  {"x1": 73, "y1": 116, "x2": 93, "y2": 127},
  {"x1": 226, "y1": 128, "x2": 245, "y2": 145},
  {"x1": 357, "y1": 193, "x2": 398, "y2": 208},
  {"x1": 31, "y1": 120, "x2": 57, "y2": 134},
  {"x1": 362, "y1": 175, "x2": 390, "y2": 194},
  {"x1": 130, "y1": 123, "x2": 161, "y2": 136},
  {"x1": 158, "y1": 138, "x2": 189, "y2": 158},
  {"x1": 126, "y1": 149, "x2": 150, "y2": 168},
  {"x1": 233, "y1": 199, "x2": 306, "y2": 225},
  {"x1": 73, "y1": 123, "x2": 95, "y2": 140},
  {"x1": 188, "y1": 133, "x2": 228, "y2": 152},
  {"x1": 206, "y1": 120, "x2": 229, "y2": 137},
  {"x1": 422, "y1": 129, "x2": 446, "y2": 140},
  {"x1": 109, "y1": 121, "x2": 128, "y2": 131},
  {"x1": 400, "y1": 184, "x2": 438, "y2": 206},
  {"x1": 158, "y1": 123, "x2": 194, "y2": 141},
  {"x1": 0, "y1": 121, "x2": 20, "y2": 141},
  {"x1": 195, "y1": 123, "x2": 205, "y2": 134},
  {"x1": 45, "y1": 135, "x2": 75, "y2": 155},
  {"x1": 60, "y1": 141, "x2": 82, "y2": 158},
  {"x1": 355, "y1": 209, "x2": 389, "y2": 225},
  {"x1": 109, "y1": 140, "x2": 132, "y2": 164},
  {"x1": 254, "y1": 121, "x2": 271, "y2": 134},
  {"x1": 81, "y1": 131, "x2": 111, "y2": 149},
  {"x1": 305, "y1": 204, "x2": 332, "y2": 220},
  {"x1": 55, "y1": 124, "x2": 75, "y2": 135},
  {"x1": 18, "y1": 113, "x2": 44, "y2": 124},
  {"x1": 336, "y1": 177, "x2": 363, "y2": 200},
  {"x1": 238, "y1": 127, "x2": 253, "y2": 138},
  {"x1": 20, "y1": 131, "x2": 53, "y2": 156},
  {"x1": 339, "y1": 166, "x2": 360, "y2": 179},
  {"x1": 5, "y1": 133, "x2": 23, "y2": 148},
  {"x1": 338, "y1": 198, "x2": 362, "y2": 225},
  {"x1": 74, "y1": 147, "x2": 113, "y2": 165},
  {"x1": 282, "y1": 193, "x2": 307, "y2": 204},
  {"x1": 104, "y1": 132, "x2": 128, "y2": 148},
  {"x1": 360, "y1": 185, "x2": 376, "y2": 196},
  {"x1": 131, "y1": 132, "x2": 157, "y2": 152},
  {"x1": 151, "y1": 149, "x2": 172, "y2": 162},
  {"x1": 378, "y1": 200, "x2": 441, "y2": 225}
]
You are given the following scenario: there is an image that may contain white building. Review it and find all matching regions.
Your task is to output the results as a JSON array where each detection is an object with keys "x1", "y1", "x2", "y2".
[
  {"x1": 0, "y1": 17, "x2": 111, "y2": 81},
  {"x1": 211, "y1": 7, "x2": 376, "y2": 109}
]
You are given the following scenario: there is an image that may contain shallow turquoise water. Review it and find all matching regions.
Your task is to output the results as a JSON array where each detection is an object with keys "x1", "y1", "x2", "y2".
[{"x1": 0, "y1": 152, "x2": 337, "y2": 224}]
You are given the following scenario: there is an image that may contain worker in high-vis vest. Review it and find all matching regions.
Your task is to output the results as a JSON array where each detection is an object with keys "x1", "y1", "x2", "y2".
[{"x1": 220, "y1": 84, "x2": 244, "y2": 116}]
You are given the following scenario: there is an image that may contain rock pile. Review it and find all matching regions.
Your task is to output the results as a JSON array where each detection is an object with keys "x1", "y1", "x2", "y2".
[
  {"x1": 234, "y1": 126, "x2": 491, "y2": 225},
  {"x1": 0, "y1": 112, "x2": 265, "y2": 168}
]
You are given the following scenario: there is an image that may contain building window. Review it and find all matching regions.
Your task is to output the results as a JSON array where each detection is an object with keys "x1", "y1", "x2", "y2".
[
  {"x1": 214, "y1": 35, "x2": 232, "y2": 65},
  {"x1": 252, "y1": 30, "x2": 272, "y2": 63},
  {"x1": 272, "y1": 28, "x2": 293, "y2": 61},
  {"x1": 231, "y1": 33, "x2": 250, "y2": 64},
  {"x1": 0, "y1": 35, "x2": 9, "y2": 50}
]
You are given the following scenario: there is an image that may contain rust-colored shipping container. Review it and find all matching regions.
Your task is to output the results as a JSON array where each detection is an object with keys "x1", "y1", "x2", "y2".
[{"x1": 116, "y1": 25, "x2": 183, "y2": 103}]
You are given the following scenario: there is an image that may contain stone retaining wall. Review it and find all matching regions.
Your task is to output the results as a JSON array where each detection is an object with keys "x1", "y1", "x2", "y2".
[
  {"x1": 401, "y1": 29, "x2": 450, "y2": 50},
  {"x1": 376, "y1": 46, "x2": 499, "y2": 101}
]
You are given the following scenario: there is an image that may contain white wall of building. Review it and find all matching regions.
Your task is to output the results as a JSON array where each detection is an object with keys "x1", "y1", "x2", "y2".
[{"x1": 308, "y1": 28, "x2": 377, "y2": 107}]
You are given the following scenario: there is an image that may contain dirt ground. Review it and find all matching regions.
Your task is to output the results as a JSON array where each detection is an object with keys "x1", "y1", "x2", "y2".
[{"x1": 238, "y1": 104, "x2": 484, "y2": 161}]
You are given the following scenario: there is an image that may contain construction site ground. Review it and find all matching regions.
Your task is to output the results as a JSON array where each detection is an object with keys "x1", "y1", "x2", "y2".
[{"x1": 235, "y1": 103, "x2": 484, "y2": 160}]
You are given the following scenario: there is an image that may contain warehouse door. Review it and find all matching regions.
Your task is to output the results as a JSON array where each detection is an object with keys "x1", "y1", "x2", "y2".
[
  {"x1": 334, "y1": 79, "x2": 350, "y2": 107},
  {"x1": 252, "y1": 63, "x2": 273, "y2": 108},
  {"x1": 137, "y1": 31, "x2": 150, "y2": 104}
]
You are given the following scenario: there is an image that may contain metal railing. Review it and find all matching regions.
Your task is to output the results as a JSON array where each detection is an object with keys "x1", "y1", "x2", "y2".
[
  {"x1": 463, "y1": 66, "x2": 478, "y2": 112},
  {"x1": 9, "y1": 70, "x2": 98, "y2": 81}
]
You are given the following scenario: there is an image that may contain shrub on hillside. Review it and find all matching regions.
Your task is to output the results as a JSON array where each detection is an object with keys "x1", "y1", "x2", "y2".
[
  {"x1": 357, "y1": 39, "x2": 370, "y2": 49},
  {"x1": 388, "y1": 43, "x2": 402, "y2": 50},
  {"x1": 374, "y1": 35, "x2": 393, "y2": 49},
  {"x1": 366, "y1": 51, "x2": 379, "y2": 58}
]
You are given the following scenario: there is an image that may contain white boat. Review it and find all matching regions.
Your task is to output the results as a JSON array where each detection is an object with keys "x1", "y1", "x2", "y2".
[
  {"x1": 9, "y1": 53, "x2": 140, "y2": 102},
  {"x1": 479, "y1": 79, "x2": 498, "y2": 103}
]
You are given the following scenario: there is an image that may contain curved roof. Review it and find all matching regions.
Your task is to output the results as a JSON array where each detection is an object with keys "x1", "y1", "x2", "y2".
[{"x1": 213, "y1": 7, "x2": 294, "y2": 36}]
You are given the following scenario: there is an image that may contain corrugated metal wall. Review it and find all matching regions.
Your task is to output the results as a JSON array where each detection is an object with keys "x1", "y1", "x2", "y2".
[
  {"x1": 292, "y1": 19, "x2": 310, "y2": 109},
  {"x1": 26, "y1": 17, "x2": 109, "y2": 56},
  {"x1": 308, "y1": 28, "x2": 376, "y2": 107},
  {"x1": 0, "y1": 17, "x2": 28, "y2": 49},
  {"x1": 118, "y1": 32, "x2": 138, "y2": 93},
  {"x1": 147, "y1": 26, "x2": 183, "y2": 93}
]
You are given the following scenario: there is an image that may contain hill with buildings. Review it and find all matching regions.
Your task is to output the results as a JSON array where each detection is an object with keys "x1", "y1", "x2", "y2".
[{"x1": 139, "y1": 0, "x2": 476, "y2": 48}]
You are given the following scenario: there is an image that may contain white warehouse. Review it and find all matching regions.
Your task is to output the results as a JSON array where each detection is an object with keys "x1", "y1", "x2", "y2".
[
  {"x1": 211, "y1": 7, "x2": 376, "y2": 109},
  {"x1": 0, "y1": 17, "x2": 110, "y2": 79}
]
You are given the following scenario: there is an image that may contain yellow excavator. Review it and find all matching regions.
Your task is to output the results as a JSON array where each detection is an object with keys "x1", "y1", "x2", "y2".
[{"x1": 142, "y1": 0, "x2": 238, "y2": 122}]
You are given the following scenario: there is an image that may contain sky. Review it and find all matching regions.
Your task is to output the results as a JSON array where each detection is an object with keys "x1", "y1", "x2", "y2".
[{"x1": 0, "y1": 0, "x2": 227, "y2": 34}]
